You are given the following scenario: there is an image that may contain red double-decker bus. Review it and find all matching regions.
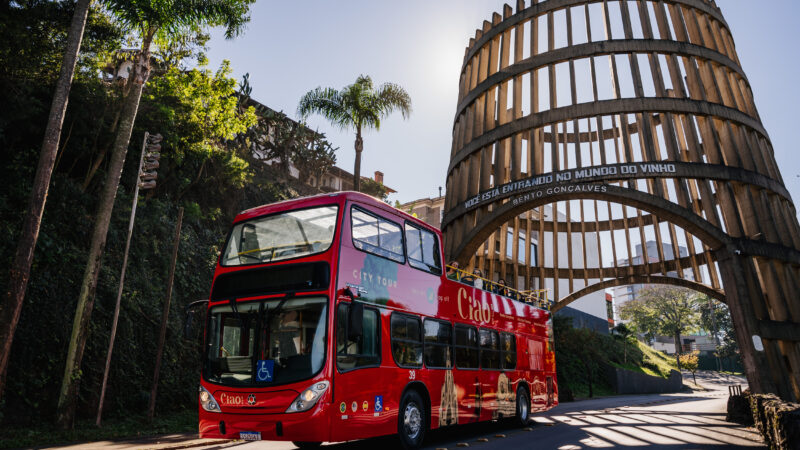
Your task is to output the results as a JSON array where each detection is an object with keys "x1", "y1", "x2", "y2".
[{"x1": 198, "y1": 192, "x2": 557, "y2": 448}]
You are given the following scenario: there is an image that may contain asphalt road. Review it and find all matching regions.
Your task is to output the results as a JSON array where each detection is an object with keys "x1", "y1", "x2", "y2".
[{"x1": 46, "y1": 371, "x2": 763, "y2": 450}]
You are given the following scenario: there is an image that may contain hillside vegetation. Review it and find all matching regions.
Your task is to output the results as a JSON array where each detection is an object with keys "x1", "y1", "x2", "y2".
[{"x1": 554, "y1": 316, "x2": 678, "y2": 400}]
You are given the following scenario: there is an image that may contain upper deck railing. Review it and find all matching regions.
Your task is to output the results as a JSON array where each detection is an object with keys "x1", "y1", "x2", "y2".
[{"x1": 445, "y1": 265, "x2": 551, "y2": 311}]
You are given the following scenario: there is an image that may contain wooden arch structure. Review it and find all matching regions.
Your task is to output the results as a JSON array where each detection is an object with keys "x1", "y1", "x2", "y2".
[{"x1": 442, "y1": 0, "x2": 800, "y2": 401}]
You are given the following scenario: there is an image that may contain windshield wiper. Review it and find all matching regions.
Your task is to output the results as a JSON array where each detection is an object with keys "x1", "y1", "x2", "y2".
[{"x1": 229, "y1": 298, "x2": 244, "y2": 325}]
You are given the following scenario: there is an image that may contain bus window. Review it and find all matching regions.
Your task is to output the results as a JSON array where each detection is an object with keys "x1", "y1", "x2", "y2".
[
  {"x1": 501, "y1": 332, "x2": 517, "y2": 370},
  {"x1": 391, "y1": 313, "x2": 423, "y2": 368},
  {"x1": 336, "y1": 303, "x2": 380, "y2": 371},
  {"x1": 404, "y1": 223, "x2": 442, "y2": 275},
  {"x1": 479, "y1": 328, "x2": 500, "y2": 370},
  {"x1": 423, "y1": 319, "x2": 452, "y2": 368},
  {"x1": 454, "y1": 324, "x2": 479, "y2": 369},
  {"x1": 351, "y1": 206, "x2": 404, "y2": 263}
]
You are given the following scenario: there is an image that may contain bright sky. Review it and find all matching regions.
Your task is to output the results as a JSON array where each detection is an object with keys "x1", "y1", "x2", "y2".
[{"x1": 207, "y1": 1, "x2": 800, "y2": 209}]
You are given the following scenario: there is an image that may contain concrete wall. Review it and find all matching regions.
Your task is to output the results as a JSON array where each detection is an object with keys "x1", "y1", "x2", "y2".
[
  {"x1": 605, "y1": 367, "x2": 683, "y2": 395},
  {"x1": 556, "y1": 306, "x2": 609, "y2": 335}
]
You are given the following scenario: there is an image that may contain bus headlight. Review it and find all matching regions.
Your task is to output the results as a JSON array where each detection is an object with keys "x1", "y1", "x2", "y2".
[
  {"x1": 286, "y1": 381, "x2": 329, "y2": 413},
  {"x1": 199, "y1": 385, "x2": 220, "y2": 412}
]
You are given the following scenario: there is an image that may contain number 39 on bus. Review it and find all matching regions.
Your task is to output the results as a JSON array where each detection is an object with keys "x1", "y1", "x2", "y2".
[{"x1": 197, "y1": 192, "x2": 557, "y2": 448}]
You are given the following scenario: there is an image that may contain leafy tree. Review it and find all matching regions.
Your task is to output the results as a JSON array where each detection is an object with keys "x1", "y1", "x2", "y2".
[
  {"x1": 612, "y1": 323, "x2": 634, "y2": 364},
  {"x1": 237, "y1": 77, "x2": 337, "y2": 187},
  {"x1": 57, "y1": 0, "x2": 255, "y2": 429},
  {"x1": 0, "y1": 0, "x2": 91, "y2": 401},
  {"x1": 679, "y1": 350, "x2": 700, "y2": 384},
  {"x1": 618, "y1": 286, "x2": 700, "y2": 371},
  {"x1": 297, "y1": 75, "x2": 411, "y2": 192},
  {"x1": 360, "y1": 177, "x2": 390, "y2": 201},
  {"x1": 293, "y1": 133, "x2": 337, "y2": 183}
]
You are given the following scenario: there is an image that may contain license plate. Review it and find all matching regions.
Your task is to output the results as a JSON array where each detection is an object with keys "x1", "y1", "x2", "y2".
[{"x1": 239, "y1": 431, "x2": 261, "y2": 441}]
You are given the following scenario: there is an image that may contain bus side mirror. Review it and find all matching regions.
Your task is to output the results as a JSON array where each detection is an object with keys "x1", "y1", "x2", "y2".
[
  {"x1": 183, "y1": 299, "x2": 209, "y2": 340},
  {"x1": 348, "y1": 301, "x2": 363, "y2": 341}
]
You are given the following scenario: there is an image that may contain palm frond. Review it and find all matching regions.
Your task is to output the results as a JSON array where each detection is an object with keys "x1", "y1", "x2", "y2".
[
  {"x1": 297, "y1": 87, "x2": 354, "y2": 131},
  {"x1": 102, "y1": 0, "x2": 254, "y2": 39},
  {"x1": 373, "y1": 82, "x2": 412, "y2": 119}
]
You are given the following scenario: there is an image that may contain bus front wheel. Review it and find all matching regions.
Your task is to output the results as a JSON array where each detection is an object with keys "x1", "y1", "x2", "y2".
[
  {"x1": 397, "y1": 390, "x2": 427, "y2": 449},
  {"x1": 515, "y1": 387, "x2": 530, "y2": 426}
]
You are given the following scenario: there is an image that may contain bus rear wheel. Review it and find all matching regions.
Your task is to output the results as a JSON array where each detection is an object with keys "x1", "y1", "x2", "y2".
[
  {"x1": 515, "y1": 387, "x2": 530, "y2": 426},
  {"x1": 397, "y1": 390, "x2": 427, "y2": 449},
  {"x1": 292, "y1": 442, "x2": 321, "y2": 449}
]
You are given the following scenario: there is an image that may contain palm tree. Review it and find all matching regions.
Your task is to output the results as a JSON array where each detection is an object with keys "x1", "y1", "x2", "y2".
[
  {"x1": 56, "y1": 0, "x2": 255, "y2": 429},
  {"x1": 297, "y1": 75, "x2": 411, "y2": 192},
  {"x1": 0, "y1": 0, "x2": 92, "y2": 402}
]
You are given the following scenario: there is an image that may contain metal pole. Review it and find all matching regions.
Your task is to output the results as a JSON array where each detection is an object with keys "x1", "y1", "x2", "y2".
[
  {"x1": 148, "y1": 207, "x2": 183, "y2": 421},
  {"x1": 709, "y1": 297, "x2": 722, "y2": 371},
  {"x1": 96, "y1": 132, "x2": 148, "y2": 426}
]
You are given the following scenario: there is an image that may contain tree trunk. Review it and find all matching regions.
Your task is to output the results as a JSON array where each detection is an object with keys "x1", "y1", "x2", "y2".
[
  {"x1": 55, "y1": 34, "x2": 153, "y2": 429},
  {"x1": 353, "y1": 126, "x2": 362, "y2": 192},
  {"x1": 0, "y1": 0, "x2": 91, "y2": 401},
  {"x1": 674, "y1": 332, "x2": 682, "y2": 371}
]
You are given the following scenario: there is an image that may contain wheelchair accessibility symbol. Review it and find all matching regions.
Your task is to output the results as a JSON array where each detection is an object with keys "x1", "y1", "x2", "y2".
[
  {"x1": 374, "y1": 395, "x2": 383, "y2": 412},
  {"x1": 256, "y1": 360, "x2": 273, "y2": 382}
]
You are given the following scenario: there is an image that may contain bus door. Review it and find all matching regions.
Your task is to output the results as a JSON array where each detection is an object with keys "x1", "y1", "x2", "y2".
[
  {"x1": 331, "y1": 203, "x2": 406, "y2": 440},
  {"x1": 331, "y1": 300, "x2": 384, "y2": 440}
]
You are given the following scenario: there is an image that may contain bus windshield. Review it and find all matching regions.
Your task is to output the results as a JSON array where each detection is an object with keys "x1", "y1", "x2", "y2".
[
  {"x1": 221, "y1": 205, "x2": 338, "y2": 266},
  {"x1": 204, "y1": 297, "x2": 328, "y2": 386}
]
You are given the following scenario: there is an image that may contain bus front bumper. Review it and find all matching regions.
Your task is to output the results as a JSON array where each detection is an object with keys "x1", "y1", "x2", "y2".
[{"x1": 199, "y1": 402, "x2": 331, "y2": 442}]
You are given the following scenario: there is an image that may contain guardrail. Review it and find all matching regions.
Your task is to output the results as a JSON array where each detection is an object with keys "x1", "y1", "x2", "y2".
[{"x1": 444, "y1": 265, "x2": 552, "y2": 310}]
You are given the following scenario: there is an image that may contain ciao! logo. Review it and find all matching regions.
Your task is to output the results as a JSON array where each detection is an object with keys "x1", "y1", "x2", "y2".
[
  {"x1": 218, "y1": 392, "x2": 254, "y2": 406},
  {"x1": 457, "y1": 287, "x2": 492, "y2": 324}
]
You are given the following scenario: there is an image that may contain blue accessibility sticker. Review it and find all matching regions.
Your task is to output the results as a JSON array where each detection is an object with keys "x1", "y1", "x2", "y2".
[
  {"x1": 256, "y1": 360, "x2": 273, "y2": 382},
  {"x1": 374, "y1": 395, "x2": 383, "y2": 412}
]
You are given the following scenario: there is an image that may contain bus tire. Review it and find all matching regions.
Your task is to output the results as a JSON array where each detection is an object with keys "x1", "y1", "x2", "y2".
[
  {"x1": 398, "y1": 389, "x2": 427, "y2": 449},
  {"x1": 292, "y1": 442, "x2": 321, "y2": 449},
  {"x1": 515, "y1": 387, "x2": 530, "y2": 426}
]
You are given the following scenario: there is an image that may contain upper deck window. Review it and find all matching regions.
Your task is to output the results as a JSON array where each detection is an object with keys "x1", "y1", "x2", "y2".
[
  {"x1": 351, "y1": 206, "x2": 404, "y2": 263},
  {"x1": 221, "y1": 205, "x2": 339, "y2": 266},
  {"x1": 405, "y1": 223, "x2": 442, "y2": 275}
]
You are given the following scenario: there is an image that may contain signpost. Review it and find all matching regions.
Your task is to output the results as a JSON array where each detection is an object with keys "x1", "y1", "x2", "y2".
[{"x1": 96, "y1": 132, "x2": 160, "y2": 426}]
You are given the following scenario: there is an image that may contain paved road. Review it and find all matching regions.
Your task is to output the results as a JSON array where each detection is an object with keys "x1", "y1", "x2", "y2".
[{"x1": 45, "y1": 371, "x2": 763, "y2": 450}]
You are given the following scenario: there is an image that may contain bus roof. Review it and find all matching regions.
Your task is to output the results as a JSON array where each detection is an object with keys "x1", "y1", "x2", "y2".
[{"x1": 235, "y1": 191, "x2": 438, "y2": 235}]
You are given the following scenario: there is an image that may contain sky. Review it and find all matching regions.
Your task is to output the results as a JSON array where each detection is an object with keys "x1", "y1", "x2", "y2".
[{"x1": 206, "y1": 0, "x2": 800, "y2": 209}]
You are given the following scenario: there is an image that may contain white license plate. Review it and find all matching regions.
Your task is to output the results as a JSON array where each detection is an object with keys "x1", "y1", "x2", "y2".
[{"x1": 239, "y1": 431, "x2": 261, "y2": 441}]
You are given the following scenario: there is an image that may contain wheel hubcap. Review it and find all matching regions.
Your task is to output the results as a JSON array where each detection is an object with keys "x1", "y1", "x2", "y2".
[{"x1": 404, "y1": 401, "x2": 422, "y2": 439}]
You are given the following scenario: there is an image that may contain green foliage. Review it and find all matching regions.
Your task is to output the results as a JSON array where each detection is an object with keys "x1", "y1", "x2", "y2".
[
  {"x1": 359, "y1": 177, "x2": 390, "y2": 201},
  {"x1": 0, "y1": 0, "x2": 296, "y2": 430},
  {"x1": 297, "y1": 75, "x2": 411, "y2": 133},
  {"x1": 618, "y1": 286, "x2": 701, "y2": 343},
  {"x1": 297, "y1": 74, "x2": 411, "y2": 191},
  {"x1": 698, "y1": 296, "x2": 740, "y2": 360},
  {"x1": 554, "y1": 316, "x2": 679, "y2": 400}
]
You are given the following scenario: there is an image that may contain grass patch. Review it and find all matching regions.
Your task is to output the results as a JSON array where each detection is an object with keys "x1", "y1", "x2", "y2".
[
  {"x1": 0, "y1": 409, "x2": 197, "y2": 449},
  {"x1": 638, "y1": 341, "x2": 679, "y2": 378}
]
